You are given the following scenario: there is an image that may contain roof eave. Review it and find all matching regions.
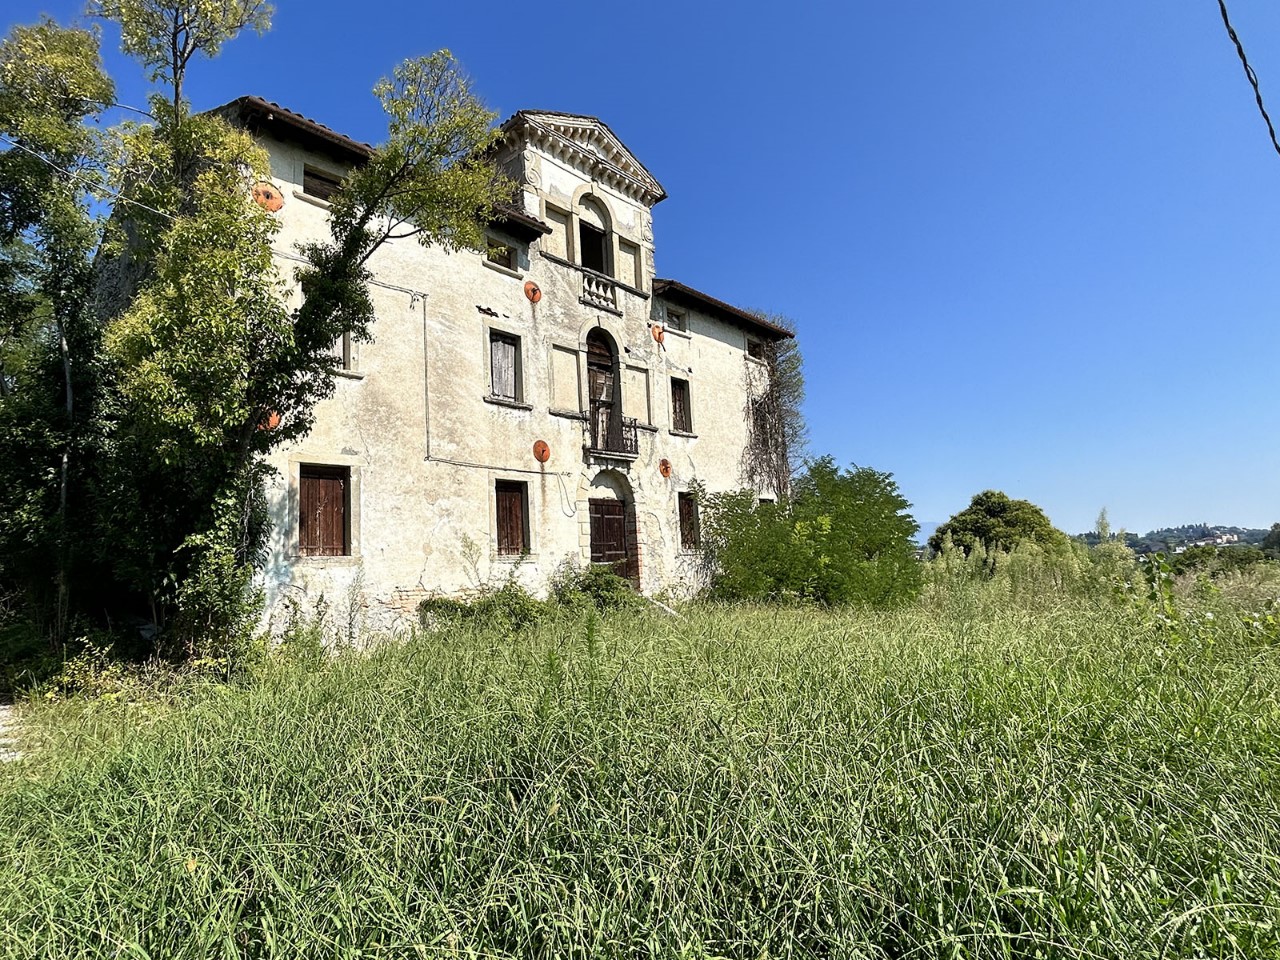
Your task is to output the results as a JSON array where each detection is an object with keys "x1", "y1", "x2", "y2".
[{"x1": 653, "y1": 279, "x2": 795, "y2": 340}]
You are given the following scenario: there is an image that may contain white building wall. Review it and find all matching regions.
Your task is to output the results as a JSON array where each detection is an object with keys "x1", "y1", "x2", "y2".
[{"x1": 255, "y1": 122, "x2": 775, "y2": 632}]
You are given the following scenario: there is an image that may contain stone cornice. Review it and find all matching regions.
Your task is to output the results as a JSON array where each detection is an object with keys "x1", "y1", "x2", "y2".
[{"x1": 506, "y1": 113, "x2": 667, "y2": 207}]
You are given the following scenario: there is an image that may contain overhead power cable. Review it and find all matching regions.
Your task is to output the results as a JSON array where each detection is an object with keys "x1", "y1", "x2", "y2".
[
  {"x1": 1217, "y1": 0, "x2": 1280, "y2": 160},
  {"x1": 0, "y1": 133, "x2": 176, "y2": 222}
]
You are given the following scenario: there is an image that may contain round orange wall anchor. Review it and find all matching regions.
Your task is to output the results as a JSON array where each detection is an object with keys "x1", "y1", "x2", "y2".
[
  {"x1": 524, "y1": 281, "x2": 542, "y2": 303},
  {"x1": 533, "y1": 440, "x2": 551, "y2": 463},
  {"x1": 257, "y1": 410, "x2": 281, "y2": 431},
  {"x1": 252, "y1": 181, "x2": 284, "y2": 212},
  {"x1": 651, "y1": 324, "x2": 665, "y2": 344},
  {"x1": 658, "y1": 458, "x2": 672, "y2": 478}
]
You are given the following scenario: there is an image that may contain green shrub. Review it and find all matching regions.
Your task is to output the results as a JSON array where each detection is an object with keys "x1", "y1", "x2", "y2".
[
  {"x1": 0, "y1": 620, "x2": 60, "y2": 702},
  {"x1": 418, "y1": 581, "x2": 547, "y2": 633},
  {"x1": 548, "y1": 563, "x2": 642, "y2": 613},
  {"x1": 698, "y1": 457, "x2": 922, "y2": 606}
]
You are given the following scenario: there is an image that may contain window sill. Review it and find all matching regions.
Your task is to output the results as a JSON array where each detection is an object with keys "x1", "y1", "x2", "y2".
[
  {"x1": 482, "y1": 259, "x2": 523, "y2": 280},
  {"x1": 662, "y1": 326, "x2": 692, "y2": 340},
  {"x1": 493, "y1": 552, "x2": 538, "y2": 562},
  {"x1": 550, "y1": 408, "x2": 588, "y2": 421},
  {"x1": 669, "y1": 429, "x2": 698, "y2": 439},
  {"x1": 333, "y1": 368, "x2": 365, "y2": 380},
  {"x1": 635, "y1": 421, "x2": 659, "y2": 433},
  {"x1": 293, "y1": 554, "x2": 360, "y2": 565},
  {"x1": 292, "y1": 190, "x2": 332, "y2": 210},
  {"x1": 485, "y1": 395, "x2": 532, "y2": 411}
]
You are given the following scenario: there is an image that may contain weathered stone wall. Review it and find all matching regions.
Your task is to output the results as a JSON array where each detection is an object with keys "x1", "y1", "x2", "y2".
[{"x1": 255, "y1": 122, "x2": 772, "y2": 633}]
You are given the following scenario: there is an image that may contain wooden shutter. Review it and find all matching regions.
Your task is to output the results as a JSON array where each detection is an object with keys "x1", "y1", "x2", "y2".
[
  {"x1": 679, "y1": 493, "x2": 700, "y2": 551},
  {"x1": 300, "y1": 466, "x2": 348, "y2": 556},
  {"x1": 303, "y1": 166, "x2": 342, "y2": 201},
  {"x1": 496, "y1": 481, "x2": 526, "y2": 555},
  {"x1": 671, "y1": 378, "x2": 690, "y2": 432},
  {"x1": 491, "y1": 333, "x2": 518, "y2": 400}
]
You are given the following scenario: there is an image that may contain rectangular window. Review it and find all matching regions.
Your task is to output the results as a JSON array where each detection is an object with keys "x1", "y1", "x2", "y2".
[
  {"x1": 486, "y1": 238, "x2": 516, "y2": 270},
  {"x1": 332, "y1": 331, "x2": 352, "y2": 371},
  {"x1": 678, "y1": 492, "x2": 700, "y2": 552},
  {"x1": 495, "y1": 480, "x2": 529, "y2": 556},
  {"x1": 666, "y1": 308, "x2": 687, "y2": 332},
  {"x1": 489, "y1": 330, "x2": 521, "y2": 401},
  {"x1": 303, "y1": 165, "x2": 343, "y2": 201},
  {"x1": 299, "y1": 465, "x2": 349, "y2": 557},
  {"x1": 747, "y1": 337, "x2": 767, "y2": 361},
  {"x1": 579, "y1": 221, "x2": 608, "y2": 274},
  {"x1": 671, "y1": 377, "x2": 692, "y2": 433}
]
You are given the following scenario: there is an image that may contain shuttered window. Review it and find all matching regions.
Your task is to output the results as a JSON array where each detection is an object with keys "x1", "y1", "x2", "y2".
[
  {"x1": 678, "y1": 492, "x2": 700, "y2": 552},
  {"x1": 495, "y1": 481, "x2": 528, "y2": 556},
  {"x1": 671, "y1": 377, "x2": 692, "y2": 433},
  {"x1": 299, "y1": 465, "x2": 349, "y2": 557},
  {"x1": 303, "y1": 165, "x2": 343, "y2": 201},
  {"x1": 490, "y1": 331, "x2": 520, "y2": 401}
]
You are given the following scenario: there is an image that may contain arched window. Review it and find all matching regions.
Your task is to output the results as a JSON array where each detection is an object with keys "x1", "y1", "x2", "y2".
[{"x1": 577, "y1": 196, "x2": 612, "y2": 276}]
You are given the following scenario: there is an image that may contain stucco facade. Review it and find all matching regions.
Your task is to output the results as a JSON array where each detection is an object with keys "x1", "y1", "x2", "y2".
[{"x1": 224, "y1": 100, "x2": 792, "y2": 630}]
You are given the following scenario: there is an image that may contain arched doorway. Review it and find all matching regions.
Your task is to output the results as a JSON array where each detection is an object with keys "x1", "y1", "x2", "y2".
[{"x1": 587, "y1": 470, "x2": 639, "y2": 587}]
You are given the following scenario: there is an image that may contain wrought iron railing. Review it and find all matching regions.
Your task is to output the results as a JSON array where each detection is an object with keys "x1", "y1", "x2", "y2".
[{"x1": 588, "y1": 403, "x2": 639, "y2": 455}]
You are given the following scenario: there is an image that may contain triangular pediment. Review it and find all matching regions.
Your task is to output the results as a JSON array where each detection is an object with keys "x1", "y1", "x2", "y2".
[{"x1": 507, "y1": 111, "x2": 667, "y2": 206}]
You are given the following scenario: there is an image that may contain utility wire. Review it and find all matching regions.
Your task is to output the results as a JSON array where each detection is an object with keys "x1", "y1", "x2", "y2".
[
  {"x1": 0, "y1": 133, "x2": 176, "y2": 222},
  {"x1": 1217, "y1": 0, "x2": 1280, "y2": 160}
]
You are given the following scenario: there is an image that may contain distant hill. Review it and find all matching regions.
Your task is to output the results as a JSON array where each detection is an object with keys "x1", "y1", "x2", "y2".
[{"x1": 1074, "y1": 523, "x2": 1269, "y2": 554}]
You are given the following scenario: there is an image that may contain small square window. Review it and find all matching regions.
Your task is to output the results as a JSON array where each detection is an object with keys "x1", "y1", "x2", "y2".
[
  {"x1": 489, "y1": 330, "x2": 522, "y2": 402},
  {"x1": 495, "y1": 480, "x2": 529, "y2": 556},
  {"x1": 671, "y1": 377, "x2": 692, "y2": 433},
  {"x1": 747, "y1": 337, "x2": 767, "y2": 361},
  {"x1": 666, "y1": 308, "x2": 687, "y2": 332},
  {"x1": 303, "y1": 165, "x2": 343, "y2": 201},
  {"x1": 486, "y1": 238, "x2": 516, "y2": 270},
  {"x1": 299, "y1": 465, "x2": 349, "y2": 557},
  {"x1": 678, "y1": 492, "x2": 700, "y2": 552}
]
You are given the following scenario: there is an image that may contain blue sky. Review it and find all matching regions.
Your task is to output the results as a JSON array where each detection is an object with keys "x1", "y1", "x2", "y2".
[{"x1": 7, "y1": 1, "x2": 1280, "y2": 534}]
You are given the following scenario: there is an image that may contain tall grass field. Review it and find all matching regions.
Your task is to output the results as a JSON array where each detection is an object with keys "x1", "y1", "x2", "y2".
[{"x1": 1, "y1": 582, "x2": 1278, "y2": 958}]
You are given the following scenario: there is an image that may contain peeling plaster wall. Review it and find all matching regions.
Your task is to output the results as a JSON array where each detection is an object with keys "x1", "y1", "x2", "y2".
[{"x1": 256, "y1": 125, "x2": 772, "y2": 632}]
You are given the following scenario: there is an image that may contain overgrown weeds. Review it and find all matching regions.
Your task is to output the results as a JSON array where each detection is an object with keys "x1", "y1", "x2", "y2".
[{"x1": 1, "y1": 577, "x2": 1278, "y2": 957}]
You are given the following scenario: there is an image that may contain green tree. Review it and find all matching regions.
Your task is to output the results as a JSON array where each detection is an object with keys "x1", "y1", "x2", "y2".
[
  {"x1": 929, "y1": 490, "x2": 1066, "y2": 555},
  {"x1": 89, "y1": 0, "x2": 271, "y2": 114},
  {"x1": 0, "y1": 19, "x2": 114, "y2": 644},
  {"x1": 1262, "y1": 523, "x2": 1280, "y2": 559},
  {"x1": 699, "y1": 457, "x2": 921, "y2": 606},
  {"x1": 0, "y1": 6, "x2": 511, "y2": 657}
]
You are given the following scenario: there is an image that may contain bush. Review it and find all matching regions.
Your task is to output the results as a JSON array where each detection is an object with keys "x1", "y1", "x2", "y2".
[
  {"x1": 548, "y1": 563, "x2": 642, "y2": 614},
  {"x1": 418, "y1": 581, "x2": 547, "y2": 633},
  {"x1": 698, "y1": 457, "x2": 922, "y2": 606}
]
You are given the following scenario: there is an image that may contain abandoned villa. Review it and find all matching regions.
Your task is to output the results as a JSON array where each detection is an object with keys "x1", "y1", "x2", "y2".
[{"x1": 218, "y1": 98, "x2": 793, "y2": 627}]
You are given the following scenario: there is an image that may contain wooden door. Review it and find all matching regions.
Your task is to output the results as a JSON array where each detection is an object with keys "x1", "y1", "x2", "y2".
[{"x1": 589, "y1": 498, "x2": 639, "y2": 585}]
